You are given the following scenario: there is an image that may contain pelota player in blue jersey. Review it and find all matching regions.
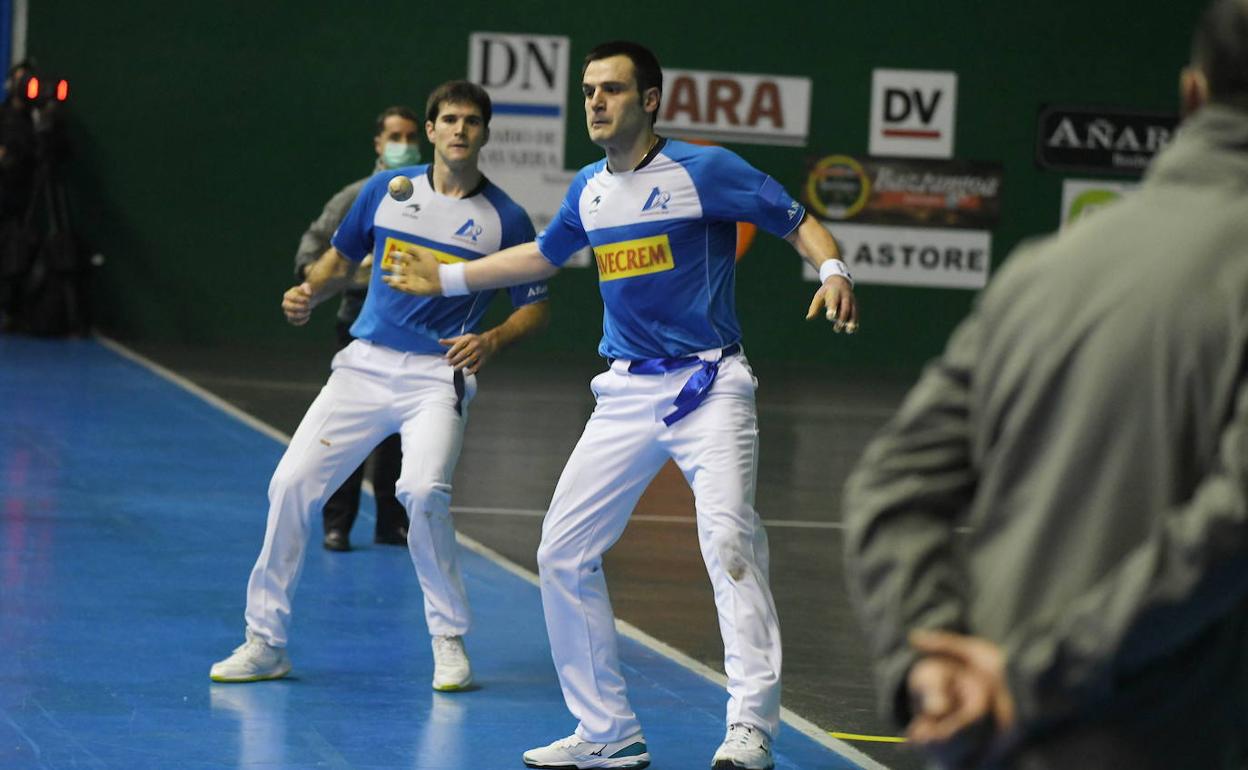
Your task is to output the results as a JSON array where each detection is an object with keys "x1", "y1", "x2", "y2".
[
  {"x1": 210, "y1": 81, "x2": 550, "y2": 693},
  {"x1": 385, "y1": 44, "x2": 856, "y2": 770}
]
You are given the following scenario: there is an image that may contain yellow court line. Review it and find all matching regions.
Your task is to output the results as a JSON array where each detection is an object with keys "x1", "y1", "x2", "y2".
[{"x1": 828, "y1": 732, "x2": 908, "y2": 744}]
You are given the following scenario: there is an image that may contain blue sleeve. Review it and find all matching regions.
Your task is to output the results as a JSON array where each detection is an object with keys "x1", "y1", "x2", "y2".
[
  {"x1": 535, "y1": 174, "x2": 590, "y2": 267},
  {"x1": 498, "y1": 204, "x2": 550, "y2": 307},
  {"x1": 694, "y1": 147, "x2": 805, "y2": 238},
  {"x1": 330, "y1": 171, "x2": 390, "y2": 262}
]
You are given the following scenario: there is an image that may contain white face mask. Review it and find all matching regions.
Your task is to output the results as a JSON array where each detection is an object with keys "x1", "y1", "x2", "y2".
[{"x1": 382, "y1": 141, "x2": 421, "y2": 168}]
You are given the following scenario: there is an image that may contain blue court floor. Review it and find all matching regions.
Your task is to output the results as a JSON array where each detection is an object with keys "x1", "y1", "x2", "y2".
[{"x1": 0, "y1": 336, "x2": 871, "y2": 769}]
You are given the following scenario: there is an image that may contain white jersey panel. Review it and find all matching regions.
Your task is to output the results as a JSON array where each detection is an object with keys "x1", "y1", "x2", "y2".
[
  {"x1": 578, "y1": 152, "x2": 703, "y2": 233},
  {"x1": 374, "y1": 175, "x2": 505, "y2": 256}
]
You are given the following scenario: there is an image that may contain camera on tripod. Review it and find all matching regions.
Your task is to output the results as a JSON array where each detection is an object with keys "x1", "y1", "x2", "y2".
[
  {"x1": 14, "y1": 70, "x2": 69, "y2": 107},
  {"x1": 0, "y1": 59, "x2": 89, "y2": 336}
]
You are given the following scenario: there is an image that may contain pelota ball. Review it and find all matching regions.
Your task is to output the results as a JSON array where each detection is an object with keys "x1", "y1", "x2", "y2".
[{"x1": 388, "y1": 175, "x2": 415, "y2": 202}]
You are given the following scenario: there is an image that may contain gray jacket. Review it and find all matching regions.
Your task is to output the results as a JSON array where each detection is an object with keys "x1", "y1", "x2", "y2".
[
  {"x1": 844, "y1": 105, "x2": 1248, "y2": 769},
  {"x1": 294, "y1": 175, "x2": 370, "y2": 325}
]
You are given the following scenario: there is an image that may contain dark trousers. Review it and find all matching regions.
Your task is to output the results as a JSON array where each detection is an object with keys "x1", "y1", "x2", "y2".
[{"x1": 322, "y1": 322, "x2": 409, "y2": 538}]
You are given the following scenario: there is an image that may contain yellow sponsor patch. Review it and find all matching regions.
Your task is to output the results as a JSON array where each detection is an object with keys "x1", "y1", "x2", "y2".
[
  {"x1": 380, "y1": 237, "x2": 466, "y2": 272},
  {"x1": 593, "y1": 234, "x2": 675, "y2": 282}
]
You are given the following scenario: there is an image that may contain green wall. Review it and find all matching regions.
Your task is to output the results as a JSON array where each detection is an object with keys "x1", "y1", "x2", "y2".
[{"x1": 32, "y1": 0, "x2": 1205, "y2": 369}]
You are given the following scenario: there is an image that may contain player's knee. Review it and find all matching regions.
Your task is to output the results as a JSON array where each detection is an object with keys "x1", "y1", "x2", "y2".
[
  {"x1": 267, "y1": 462, "x2": 315, "y2": 504},
  {"x1": 394, "y1": 478, "x2": 451, "y2": 517},
  {"x1": 537, "y1": 537, "x2": 599, "y2": 581},
  {"x1": 708, "y1": 531, "x2": 752, "y2": 582}
]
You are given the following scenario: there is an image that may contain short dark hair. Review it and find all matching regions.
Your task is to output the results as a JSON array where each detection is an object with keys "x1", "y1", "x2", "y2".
[
  {"x1": 1192, "y1": 0, "x2": 1248, "y2": 106},
  {"x1": 374, "y1": 105, "x2": 419, "y2": 136},
  {"x1": 424, "y1": 80, "x2": 493, "y2": 126},
  {"x1": 583, "y1": 41, "x2": 663, "y2": 125}
]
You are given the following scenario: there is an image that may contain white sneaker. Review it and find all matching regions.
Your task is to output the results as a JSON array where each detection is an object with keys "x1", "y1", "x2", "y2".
[
  {"x1": 209, "y1": 629, "x2": 291, "y2": 683},
  {"x1": 523, "y1": 732, "x2": 650, "y2": 769},
  {"x1": 431, "y1": 635, "x2": 472, "y2": 691},
  {"x1": 711, "y1": 723, "x2": 774, "y2": 770}
]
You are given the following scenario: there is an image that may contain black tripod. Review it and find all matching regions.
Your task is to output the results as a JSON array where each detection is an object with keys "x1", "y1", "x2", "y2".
[{"x1": 5, "y1": 103, "x2": 87, "y2": 336}]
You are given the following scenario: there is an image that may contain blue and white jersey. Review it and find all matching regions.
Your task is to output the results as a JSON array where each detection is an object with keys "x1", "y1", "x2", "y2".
[
  {"x1": 332, "y1": 164, "x2": 548, "y2": 355},
  {"x1": 536, "y1": 139, "x2": 803, "y2": 360}
]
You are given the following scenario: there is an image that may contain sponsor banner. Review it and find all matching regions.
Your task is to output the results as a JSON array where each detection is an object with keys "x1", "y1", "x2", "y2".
[
  {"x1": 656, "y1": 69, "x2": 812, "y2": 146},
  {"x1": 1059, "y1": 179, "x2": 1137, "y2": 229},
  {"x1": 804, "y1": 154, "x2": 1003, "y2": 230},
  {"x1": 593, "y1": 234, "x2": 674, "y2": 281},
  {"x1": 806, "y1": 223, "x2": 990, "y2": 289},
  {"x1": 469, "y1": 32, "x2": 574, "y2": 257},
  {"x1": 869, "y1": 69, "x2": 957, "y2": 159},
  {"x1": 1036, "y1": 105, "x2": 1177, "y2": 176},
  {"x1": 380, "y1": 237, "x2": 463, "y2": 272},
  {"x1": 468, "y1": 32, "x2": 568, "y2": 112}
]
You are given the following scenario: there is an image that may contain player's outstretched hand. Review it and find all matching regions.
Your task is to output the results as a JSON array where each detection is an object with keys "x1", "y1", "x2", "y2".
[
  {"x1": 383, "y1": 246, "x2": 441, "y2": 296},
  {"x1": 282, "y1": 283, "x2": 314, "y2": 326},
  {"x1": 440, "y1": 332, "x2": 498, "y2": 375},
  {"x1": 806, "y1": 275, "x2": 858, "y2": 333}
]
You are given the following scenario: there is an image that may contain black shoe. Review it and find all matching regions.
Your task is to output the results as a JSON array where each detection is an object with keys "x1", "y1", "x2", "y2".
[
  {"x1": 323, "y1": 530, "x2": 350, "y2": 552},
  {"x1": 374, "y1": 526, "x2": 408, "y2": 546}
]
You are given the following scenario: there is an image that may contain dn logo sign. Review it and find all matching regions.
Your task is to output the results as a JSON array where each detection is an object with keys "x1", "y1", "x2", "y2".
[
  {"x1": 468, "y1": 33, "x2": 568, "y2": 104},
  {"x1": 869, "y1": 69, "x2": 957, "y2": 159}
]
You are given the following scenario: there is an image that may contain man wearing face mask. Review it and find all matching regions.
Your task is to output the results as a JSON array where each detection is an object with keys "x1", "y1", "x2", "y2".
[{"x1": 293, "y1": 105, "x2": 424, "y2": 552}]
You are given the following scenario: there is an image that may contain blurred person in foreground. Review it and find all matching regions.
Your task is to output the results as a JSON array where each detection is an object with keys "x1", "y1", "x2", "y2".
[{"x1": 843, "y1": 2, "x2": 1248, "y2": 767}]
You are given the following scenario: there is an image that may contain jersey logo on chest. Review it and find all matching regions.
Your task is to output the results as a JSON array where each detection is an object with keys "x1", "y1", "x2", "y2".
[
  {"x1": 593, "y1": 234, "x2": 674, "y2": 282},
  {"x1": 641, "y1": 186, "x2": 671, "y2": 213},
  {"x1": 453, "y1": 218, "x2": 484, "y2": 243}
]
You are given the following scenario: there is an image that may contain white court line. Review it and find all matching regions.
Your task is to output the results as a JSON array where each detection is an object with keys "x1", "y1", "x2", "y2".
[
  {"x1": 98, "y1": 334, "x2": 890, "y2": 770},
  {"x1": 453, "y1": 505, "x2": 849, "y2": 530},
  {"x1": 454, "y1": 507, "x2": 970, "y2": 536},
  {"x1": 98, "y1": 336, "x2": 292, "y2": 445}
]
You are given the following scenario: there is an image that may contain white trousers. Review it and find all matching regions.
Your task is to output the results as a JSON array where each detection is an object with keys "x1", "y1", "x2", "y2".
[
  {"x1": 244, "y1": 340, "x2": 475, "y2": 646},
  {"x1": 538, "y1": 353, "x2": 782, "y2": 742}
]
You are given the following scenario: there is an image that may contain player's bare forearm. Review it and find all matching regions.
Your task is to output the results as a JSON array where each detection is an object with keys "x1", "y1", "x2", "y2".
[
  {"x1": 485, "y1": 299, "x2": 550, "y2": 352},
  {"x1": 384, "y1": 240, "x2": 559, "y2": 296},
  {"x1": 303, "y1": 247, "x2": 356, "y2": 305},
  {"x1": 466, "y1": 241, "x2": 560, "y2": 291},
  {"x1": 282, "y1": 248, "x2": 355, "y2": 326},
  {"x1": 787, "y1": 215, "x2": 858, "y2": 330},
  {"x1": 786, "y1": 213, "x2": 842, "y2": 272},
  {"x1": 439, "y1": 300, "x2": 550, "y2": 374}
]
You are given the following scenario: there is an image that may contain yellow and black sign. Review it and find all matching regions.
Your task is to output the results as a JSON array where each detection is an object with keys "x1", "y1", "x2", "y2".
[
  {"x1": 593, "y1": 234, "x2": 675, "y2": 282},
  {"x1": 381, "y1": 237, "x2": 465, "y2": 272}
]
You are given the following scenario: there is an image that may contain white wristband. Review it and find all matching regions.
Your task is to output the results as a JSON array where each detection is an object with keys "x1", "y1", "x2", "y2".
[
  {"x1": 438, "y1": 262, "x2": 470, "y2": 296},
  {"x1": 819, "y1": 259, "x2": 853, "y2": 288}
]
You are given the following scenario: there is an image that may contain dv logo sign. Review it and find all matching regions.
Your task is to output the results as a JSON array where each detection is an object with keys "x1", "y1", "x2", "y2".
[{"x1": 869, "y1": 69, "x2": 957, "y2": 159}]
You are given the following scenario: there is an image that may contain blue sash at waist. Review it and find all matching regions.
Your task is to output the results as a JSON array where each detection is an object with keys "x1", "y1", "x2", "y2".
[{"x1": 625, "y1": 343, "x2": 742, "y2": 426}]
